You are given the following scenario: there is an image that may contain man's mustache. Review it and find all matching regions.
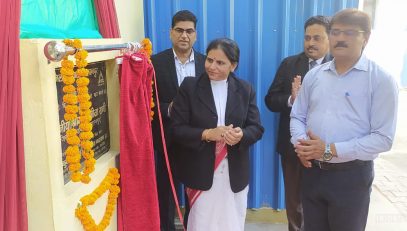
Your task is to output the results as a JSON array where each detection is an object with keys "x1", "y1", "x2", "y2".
[
  {"x1": 334, "y1": 41, "x2": 348, "y2": 48},
  {"x1": 307, "y1": 46, "x2": 318, "y2": 51}
]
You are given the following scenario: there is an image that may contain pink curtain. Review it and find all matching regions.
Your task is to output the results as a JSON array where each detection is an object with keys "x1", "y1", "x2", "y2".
[
  {"x1": 118, "y1": 53, "x2": 160, "y2": 230},
  {"x1": 0, "y1": 0, "x2": 28, "y2": 231},
  {"x1": 94, "y1": 0, "x2": 121, "y2": 38}
]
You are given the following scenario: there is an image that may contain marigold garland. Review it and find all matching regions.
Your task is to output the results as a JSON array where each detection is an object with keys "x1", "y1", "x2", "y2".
[
  {"x1": 62, "y1": 39, "x2": 96, "y2": 184},
  {"x1": 75, "y1": 168, "x2": 120, "y2": 231},
  {"x1": 139, "y1": 38, "x2": 155, "y2": 120},
  {"x1": 140, "y1": 38, "x2": 153, "y2": 59}
]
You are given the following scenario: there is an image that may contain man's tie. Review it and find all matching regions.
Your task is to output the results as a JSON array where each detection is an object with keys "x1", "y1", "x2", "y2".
[{"x1": 309, "y1": 60, "x2": 317, "y2": 69}]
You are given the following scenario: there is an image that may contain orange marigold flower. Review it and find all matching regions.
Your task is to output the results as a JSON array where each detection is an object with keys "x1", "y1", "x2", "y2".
[
  {"x1": 76, "y1": 68, "x2": 89, "y2": 77},
  {"x1": 81, "y1": 175, "x2": 91, "y2": 184},
  {"x1": 142, "y1": 38, "x2": 153, "y2": 52},
  {"x1": 73, "y1": 39, "x2": 82, "y2": 49},
  {"x1": 66, "y1": 129, "x2": 77, "y2": 137},
  {"x1": 77, "y1": 86, "x2": 89, "y2": 94},
  {"x1": 61, "y1": 60, "x2": 74, "y2": 69},
  {"x1": 80, "y1": 131, "x2": 94, "y2": 140},
  {"x1": 67, "y1": 135, "x2": 80, "y2": 145},
  {"x1": 89, "y1": 194, "x2": 98, "y2": 204},
  {"x1": 144, "y1": 42, "x2": 152, "y2": 50},
  {"x1": 79, "y1": 101, "x2": 92, "y2": 110},
  {"x1": 76, "y1": 59, "x2": 88, "y2": 68},
  {"x1": 79, "y1": 115, "x2": 92, "y2": 123},
  {"x1": 83, "y1": 165, "x2": 95, "y2": 174},
  {"x1": 83, "y1": 150, "x2": 94, "y2": 159},
  {"x1": 77, "y1": 93, "x2": 91, "y2": 102},
  {"x1": 63, "y1": 84, "x2": 75, "y2": 93},
  {"x1": 64, "y1": 113, "x2": 77, "y2": 121},
  {"x1": 66, "y1": 145, "x2": 79, "y2": 156},
  {"x1": 61, "y1": 67, "x2": 75, "y2": 76},
  {"x1": 80, "y1": 195, "x2": 91, "y2": 205},
  {"x1": 65, "y1": 105, "x2": 78, "y2": 114},
  {"x1": 63, "y1": 39, "x2": 73, "y2": 47},
  {"x1": 66, "y1": 154, "x2": 81, "y2": 164},
  {"x1": 75, "y1": 50, "x2": 88, "y2": 60},
  {"x1": 69, "y1": 163, "x2": 82, "y2": 172},
  {"x1": 62, "y1": 76, "x2": 75, "y2": 85},
  {"x1": 80, "y1": 109, "x2": 91, "y2": 117},
  {"x1": 84, "y1": 158, "x2": 96, "y2": 167},
  {"x1": 100, "y1": 220, "x2": 110, "y2": 228},
  {"x1": 81, "y1": 141, "x2": 93, "y2": 150},
  {"x1": 63, "y1": 94, "x2": 78, "y2": 104},
  {"x1": 71, "y1": 171, "x2": 82, "y2": 182},
  {"x1": 76, "y1": 77, "x2": 90, "y2": 87}
]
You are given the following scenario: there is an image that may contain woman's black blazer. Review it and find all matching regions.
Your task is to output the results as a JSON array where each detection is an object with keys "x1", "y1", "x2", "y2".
[{"x1": 170, "y1": 72, "x2": 264, "y2": 193}]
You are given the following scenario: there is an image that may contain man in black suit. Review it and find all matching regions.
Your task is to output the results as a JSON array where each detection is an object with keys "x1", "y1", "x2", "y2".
[
  {"x1": 151, "y1": 10, "x2": 205, "y2": 231},
  {"x1": 264, "y1": 16, "x2": 331, "y2": 231}
]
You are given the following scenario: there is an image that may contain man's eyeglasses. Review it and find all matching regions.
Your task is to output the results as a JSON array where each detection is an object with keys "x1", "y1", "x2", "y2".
[
  {"x1": 330, "y1": 29, "x2": 365, "y2": 37},
  {"x1": 173, "y1": 28, "x2": 196, "y2": 36},
  {"x1": 304, "y1": 35, "x2": 323, "y2": 42}
]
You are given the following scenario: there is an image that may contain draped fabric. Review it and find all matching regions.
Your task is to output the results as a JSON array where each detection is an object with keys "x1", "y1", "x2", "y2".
[
  {"x1": 186, "y1": 142, "x2": 227, "y2": 208},
  {"x1": 93, "y1": 0, "x2": 121, "y2": 38},
  {"x1": 0, "y1": 1, "x2": 28, "y2": 231},
  {"x1": 118, "y1": 53, "x2": 160, "y2": 230}
]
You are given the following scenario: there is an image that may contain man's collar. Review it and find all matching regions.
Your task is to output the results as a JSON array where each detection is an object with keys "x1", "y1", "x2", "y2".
[
  {"x1": 173, "y1": 49, "x2": 195, "y2": 62},
  {"x1": 352, "y1": 54, "x2": 368, "y2": 71},
  {"x1": 324, "y1": 54, "x2": 368, "y2": 73},
  {"x1": 309, "y1": 56, "x2": 325, "y2": 65}
]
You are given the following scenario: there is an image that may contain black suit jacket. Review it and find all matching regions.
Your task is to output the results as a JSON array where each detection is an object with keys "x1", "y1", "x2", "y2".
[
  {"x1": 170, "y1": 73, "x2": 264, "y2": 192},
  {"x1": 264, "y1": 52, "x2": 331, "y2": 156},
  {"x1": 151, "y1": 48, "x2": 205, "y2": 152}
]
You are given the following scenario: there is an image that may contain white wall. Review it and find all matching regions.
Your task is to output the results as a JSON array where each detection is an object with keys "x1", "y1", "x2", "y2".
[
  {"x1": 115, "y1": 0, "x2": 145, "y2": 42},
  {"x1": 362, "y1": 0, "x2": 407, "y2": 86},
  {"x1": 21, "y1": 39, "x2": 123, "y2": 231}
]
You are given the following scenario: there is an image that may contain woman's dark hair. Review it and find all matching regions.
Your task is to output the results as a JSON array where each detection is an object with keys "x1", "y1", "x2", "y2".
[
  {"x1": 206, "y1": 38, "x2": 240, "y2": 70},
  {"x1": 304, "y1": 15, "x2": 330, "y2": 34},
  {"x1": 172, "y1": 10, "x2": 197, "y2": 28},
  {"x1": 330, "y1": 8, "x2": 371, "y2": 35}
]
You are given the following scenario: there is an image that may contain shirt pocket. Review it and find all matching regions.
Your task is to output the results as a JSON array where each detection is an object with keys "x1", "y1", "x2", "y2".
[{"x1": 343, "y1": 91, "x2": 369, "y2": 121}]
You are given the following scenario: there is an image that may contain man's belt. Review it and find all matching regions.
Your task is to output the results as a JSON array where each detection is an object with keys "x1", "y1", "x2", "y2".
[{"x1": 311, "y1": 159, "x2": 372, "y2": 170}]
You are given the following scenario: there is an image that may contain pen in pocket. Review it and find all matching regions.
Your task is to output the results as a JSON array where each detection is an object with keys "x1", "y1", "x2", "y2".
[{"x1": 345, "y1": 92, "x2": 359, "y2": 116}]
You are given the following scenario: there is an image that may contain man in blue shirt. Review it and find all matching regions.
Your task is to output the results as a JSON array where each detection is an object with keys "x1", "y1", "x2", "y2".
[
  {"x1": 265, "y1": 16, "x2": 331, "y2": 231},
  {"x1": 290, "y1": 8, "x2": 398, "y2": 231}
]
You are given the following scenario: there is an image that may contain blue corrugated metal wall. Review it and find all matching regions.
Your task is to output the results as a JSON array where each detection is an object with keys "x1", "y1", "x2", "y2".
[{"x1": 144, "y1": 0, "x2": 359, "y2": 209}]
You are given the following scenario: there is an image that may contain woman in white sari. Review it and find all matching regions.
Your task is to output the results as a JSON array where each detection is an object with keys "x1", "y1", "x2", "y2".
[{"x1": 170, "y1": 38, "x2": 264, "y2": 231}]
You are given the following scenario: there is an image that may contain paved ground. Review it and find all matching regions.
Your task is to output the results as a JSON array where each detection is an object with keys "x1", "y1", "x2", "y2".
[{"x1": 245, "y1": 89, "x2": 407, "y2": 230}]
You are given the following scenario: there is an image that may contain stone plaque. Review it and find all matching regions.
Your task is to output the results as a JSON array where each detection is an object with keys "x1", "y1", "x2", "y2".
[{"x1": 56, "y1": 61, "x2": 111, "y2": 184}]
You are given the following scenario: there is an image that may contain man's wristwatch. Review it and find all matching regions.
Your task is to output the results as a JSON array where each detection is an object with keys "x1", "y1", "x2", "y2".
[{"x1": 322, "y1": 143, "x2": 333, "y2": 161}]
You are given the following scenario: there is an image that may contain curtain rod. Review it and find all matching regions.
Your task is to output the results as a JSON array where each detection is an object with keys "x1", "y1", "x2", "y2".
[{"x1": 44, "y1": 41, "x2": 140, "y2": 62}]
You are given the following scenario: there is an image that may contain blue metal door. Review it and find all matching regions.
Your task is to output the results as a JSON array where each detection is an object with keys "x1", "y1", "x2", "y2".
[{"x1": 144, "y1": 0, "x2": 359, "y2": 209}]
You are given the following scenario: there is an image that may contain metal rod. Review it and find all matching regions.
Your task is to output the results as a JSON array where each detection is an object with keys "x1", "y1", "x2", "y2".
[{"x1": 44, "y1": 41, "x2": 140, "y2": 62}]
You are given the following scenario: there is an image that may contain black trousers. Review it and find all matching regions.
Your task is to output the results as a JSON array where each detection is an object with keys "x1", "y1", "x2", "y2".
[
  {"x1": 155, "y1": 149, "x2": 190, "y2": 231},
  {"x1": 281, "y1": 153, "x2": 304, "y2": 231},
  {"x1": 301, "y1": 161, "x2": 374, "y2": 231},
  {"x1": 155, "y1": 149, "x2": 176, "y2": 231}
]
